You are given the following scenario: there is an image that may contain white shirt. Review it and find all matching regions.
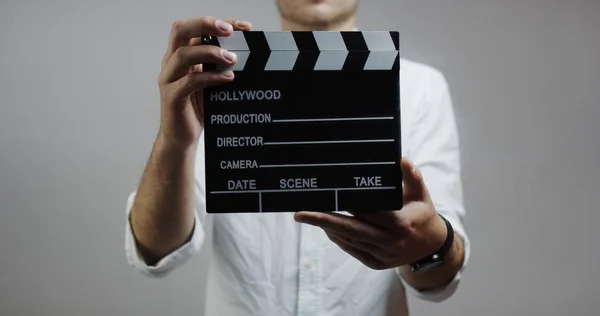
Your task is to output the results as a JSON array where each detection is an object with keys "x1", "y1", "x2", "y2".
[{"x1": 124, "y1": 58, "x2": 471, "y2": 316}]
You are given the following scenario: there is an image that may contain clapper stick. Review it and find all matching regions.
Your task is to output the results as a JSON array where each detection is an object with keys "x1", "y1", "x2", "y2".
[{"x1": 201, "y1": 31, "x2": 403, "y2": 214}]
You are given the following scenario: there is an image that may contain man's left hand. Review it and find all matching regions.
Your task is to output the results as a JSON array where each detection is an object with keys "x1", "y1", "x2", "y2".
[{"x1": 294, "y1": 158, "x2": 448, "y2": 271}]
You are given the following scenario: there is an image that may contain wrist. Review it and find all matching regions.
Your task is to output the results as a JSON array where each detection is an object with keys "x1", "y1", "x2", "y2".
[
  {"x1": 397, "y1": 232, "x2": 464, "y2": 291},
  {"x1": 156, "y1": 128, "x2": 200, "y2": 152},
  {"x1": 409, "y1": 213, "x2": 453, "y2": 273},
  {"x1": 154, "y1": 132, "x2": 199, "y2": 160},
  {"x1": 427, "y1": 213, "x2": 448, "y2": 252}
]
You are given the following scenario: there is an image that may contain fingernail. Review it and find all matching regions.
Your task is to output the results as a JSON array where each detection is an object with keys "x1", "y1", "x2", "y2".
[
  {"x1": 221, "y1": 49, "x2": 237, "y2": 63},
  {"x1": 235, "y1": 20, "x2": 252, "y2": 28},
  {"x1": 221, "y1": 70, "x2": 234, "y2": 78},
  {"x1": 215, "y1": 20, "x2": 233, "y2": 32},
  {"x1": 413, "y1": 168, "x2": 422, "y2": 179}
]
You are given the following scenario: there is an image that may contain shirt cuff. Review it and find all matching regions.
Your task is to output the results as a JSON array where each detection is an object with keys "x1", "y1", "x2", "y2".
[
  {"x1": 396, "y1": 212, "x2": 471, "y2": 302},
  {"x1": 124, "y1": 193, "x2": 205, "y2": 278}
]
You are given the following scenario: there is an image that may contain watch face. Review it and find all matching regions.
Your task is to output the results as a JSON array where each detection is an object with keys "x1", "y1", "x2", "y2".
[{"x1": 412, "y1": 258, "x2": 445, "y2": 273}]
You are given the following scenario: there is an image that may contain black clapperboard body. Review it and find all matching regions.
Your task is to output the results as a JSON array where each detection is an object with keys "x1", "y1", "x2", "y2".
[{"x1": 202, "y1": 30, "x2": 402, "y2": 213}]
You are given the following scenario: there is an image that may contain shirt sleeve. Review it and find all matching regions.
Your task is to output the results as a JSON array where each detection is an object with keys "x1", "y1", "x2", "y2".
[
  {"x1": 123, "y1": 134, "x2": 209, "y2": 278},
  {"x1": 397, "y1": 66, "x2": 471, "y2": 302}
]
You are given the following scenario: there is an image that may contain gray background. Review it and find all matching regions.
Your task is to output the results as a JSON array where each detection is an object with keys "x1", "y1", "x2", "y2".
[{"x1": 1, "y1": 0, "x2": 598, "y2": 315}]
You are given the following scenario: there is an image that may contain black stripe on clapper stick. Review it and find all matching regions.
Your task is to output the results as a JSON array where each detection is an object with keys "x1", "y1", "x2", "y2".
[
  {"x1": 390, "y1": 31, "x2": 400, "y2": 51},
  {"x1": 341, "y1": 31, "x2": 369, "y2": 71},
  {"x1": 389, "y1": 31, "x2": 401, "y2": 70},
  {"x1": 243, "y1": 31, "x2": 270, "y2": 71},
  {"x1": 292, "y1": 31, "x2": 319, "y2": 71}
]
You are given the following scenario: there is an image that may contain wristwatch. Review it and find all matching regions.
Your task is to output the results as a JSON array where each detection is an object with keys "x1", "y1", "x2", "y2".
[{"x1": 409, "y1": 214, "x2": 454, "y2": 273}]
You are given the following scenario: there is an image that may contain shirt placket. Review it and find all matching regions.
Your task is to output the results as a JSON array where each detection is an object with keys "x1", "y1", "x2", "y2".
[{"x1": 296, "y1": 223, "x2": 324, "y2": 316}]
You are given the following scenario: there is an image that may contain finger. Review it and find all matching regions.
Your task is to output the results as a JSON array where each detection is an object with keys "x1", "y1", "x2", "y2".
[
  {"x1": 188, "y1": 20, "x2": 252, "y2": 46},
  {"x1": 161, "y1": 45, "x2": 237, "y2": 83},
  {"x1": 325, "y1": 230, "x2": 398, "y2": 263},
  {"x1": 166, "y1": 17, "x2": 233, "y2": 59},
  {"x1": 326, "y1": 232, "x2": 387, "y2": 270},
  {"x1": 190, "y1": 64, "x2": 203, "y2": 73},
  {"x1": 169, "y1": 70, "x2": 235, "y2": 104},
  {"x1": 217, "y1": 19, "x2": 252, "y2": 31},
  {"x1": 294, "y1": 211, "x2": 386, "y2": 244},
  {"x1": 400, "y1": 158, "x2": 430, "y2": 202},
  {"x1": 348, "y1": 210, "x2": 411, "y2": 232},
  {"x1": 162, "y1": 17, "x2": 242, "y2": 69},
  {"x1": 189, "y1": 37, "x2": 204, "y2": 46}
]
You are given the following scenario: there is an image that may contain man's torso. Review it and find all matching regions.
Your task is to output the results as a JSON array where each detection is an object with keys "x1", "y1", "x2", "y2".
[{"x1": 200, "y1": 59, "x2": 431, "y2": 316}]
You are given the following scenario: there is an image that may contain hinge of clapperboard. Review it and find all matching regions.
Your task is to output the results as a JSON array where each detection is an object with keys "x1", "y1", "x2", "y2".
[{"x1": 200, "y1": 35, "x2": 220, "y2": 72}]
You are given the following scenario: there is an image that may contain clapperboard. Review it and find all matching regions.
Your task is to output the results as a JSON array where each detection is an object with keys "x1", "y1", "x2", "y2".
[{"x1": 201, "y1": 30, "x2": 402, "y2": 213}]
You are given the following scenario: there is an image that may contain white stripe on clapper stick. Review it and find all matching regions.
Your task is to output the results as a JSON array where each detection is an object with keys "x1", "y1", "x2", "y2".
[
  {"x1": 264, "y1": 32, "x2": 299, "y2": 71},
  {"x1": 216, "y1": 31, "x2": 249, "y2": 50},
  {"x1": 313, "y1": 31, "x2": 348, "y2": 70},
  {"x1": 361, "y1": 31, "x2": 398, "y2": 70},
  {"x1": 313, "y1": 31, "x2": 348, "y2": 50},
  {"x1": 265, "y1": 51, "x2": 299, "y2": 71},
  {"x1": 364, "y1": 51, "x2": 398, "y2": 70},
  {"x1": 314, "y1": 51, "x2": 348, "y2": 70},
  {"x1": 264, "y1": 31, "x2": 298, "y2": 50},
  {"x1": 361, "y1": 31, "x2": 396, "y2": 51}
]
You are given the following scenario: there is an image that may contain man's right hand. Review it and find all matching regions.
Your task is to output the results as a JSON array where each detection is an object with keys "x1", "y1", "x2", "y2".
[
  {"x1": 128, "y1": 17, "x2": 252, "y2": 265},
  {"x1": 157, "y1": 16, "x2": 252, "y2": 148}
]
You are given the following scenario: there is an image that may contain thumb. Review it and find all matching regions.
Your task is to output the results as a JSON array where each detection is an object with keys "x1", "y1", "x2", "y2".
[{"x1": 400, "y1": 158, "x2": 430, "y2": 202}]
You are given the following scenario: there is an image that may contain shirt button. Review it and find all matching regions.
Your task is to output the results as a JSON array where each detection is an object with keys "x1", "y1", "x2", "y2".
[{"x1": 304, "y1": 259, "x2": 313, "y2": 269}]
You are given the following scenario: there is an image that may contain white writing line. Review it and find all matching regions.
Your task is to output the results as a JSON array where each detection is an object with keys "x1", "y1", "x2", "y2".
[
  {"x1": 272, "y1": 116, "x2": 394, "y2": 123},
  {"x1": 335, "y1": 189, "x2": 339, "y2": 212},
  {"x1": 264, "y1": 139, "x2": 394, "y2": 145},
  {"x1": 210, "y1": 186, "x2": 397, "y2": 194},
  {"x1": 259, "y1": 161, "x2": 395, "y2": 168},
  {"x1": 259, "y1": 192, "x2": 262, "y2": 213}
]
